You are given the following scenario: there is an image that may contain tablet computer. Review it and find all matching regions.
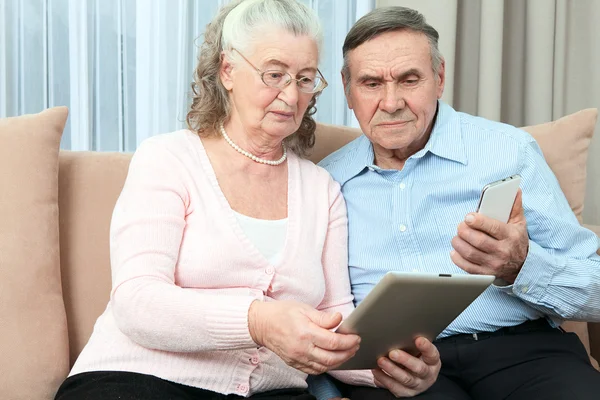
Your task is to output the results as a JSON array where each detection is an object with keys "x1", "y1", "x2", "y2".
[{"x1": 333, "y1": 272, "x2": 494, "y2": 370}]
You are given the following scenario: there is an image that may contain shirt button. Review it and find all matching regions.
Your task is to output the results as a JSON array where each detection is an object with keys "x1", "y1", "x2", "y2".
[
  {"x1": 521, "y1": 286, "x2": 529, "y2": 293},
  {"x1": 237, "y1": 384, "x2": 249, "y2": 394},
  {"x1": 265, "y1": 267, "x2": 274, "y2": 275},
  {"x1": 250, "y1": 356, "x2": 259, "y2": 365},
  {"x1": 399, "y1": 224, "x2": 407, "y2": 232},
  {"x1": 399, "y1": 182, "x2": 406, "y2": 190}
]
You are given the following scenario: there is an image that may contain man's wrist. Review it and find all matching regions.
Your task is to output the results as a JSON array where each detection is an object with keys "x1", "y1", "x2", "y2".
[{"x1": 498, "y1": 241, "x2": 528, "y2": 284}]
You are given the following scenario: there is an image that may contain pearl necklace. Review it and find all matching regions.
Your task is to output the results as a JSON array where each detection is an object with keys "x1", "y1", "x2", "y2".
[{"x1": 219, "y1": 122, "x2": 287, "y2": 166}]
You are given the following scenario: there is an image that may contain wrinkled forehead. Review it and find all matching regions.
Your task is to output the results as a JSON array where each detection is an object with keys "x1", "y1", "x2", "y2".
[
  {"x1": 243, "y1": 28, "x2": 320, "y2": 71},
  {"x1": 347, "y1": 30, "x2": 433, "y2": 72}
]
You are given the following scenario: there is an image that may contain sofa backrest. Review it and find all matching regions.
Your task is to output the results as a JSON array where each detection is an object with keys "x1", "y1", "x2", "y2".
[
  {"x1": 58, "y1": 151, "x2": 132, "y2": 364},
  {"x1": 58, "y1": 118, "x2": 599, "y2": 367}
]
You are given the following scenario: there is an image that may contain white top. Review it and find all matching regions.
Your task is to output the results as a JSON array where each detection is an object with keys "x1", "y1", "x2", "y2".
[{"x1": 233, "y1": 211, "x2": 287, "y2": 265}]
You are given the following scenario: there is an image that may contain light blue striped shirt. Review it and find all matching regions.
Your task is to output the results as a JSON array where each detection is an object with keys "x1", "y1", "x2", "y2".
[{"x1": 307, "y1": 101, "x2": 600, "y2": 399}]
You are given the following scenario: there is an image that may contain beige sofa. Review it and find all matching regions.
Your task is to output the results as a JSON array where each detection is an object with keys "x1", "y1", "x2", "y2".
[{"x1": 0, "y1": 107, "x2": 599, "y2": 400}]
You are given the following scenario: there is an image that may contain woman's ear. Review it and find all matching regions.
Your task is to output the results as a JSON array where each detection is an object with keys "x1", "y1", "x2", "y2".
[{"x1": 220, "y1": 51, "x2": 234, "y2": 91}]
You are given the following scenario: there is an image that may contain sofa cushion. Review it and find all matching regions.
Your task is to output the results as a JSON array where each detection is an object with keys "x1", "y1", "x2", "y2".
[
  {"x1": 309, "y1": 123, "x2": 362, "y2": 164},
  {"x1": 521, "y1": 109, "x2": 598, "y2": 223},
  {"x1": 0, "y1": 107, "x2": 70, "y2": 400},
  {"x1": 58, "y1": 151, "x2": 132, "y2": 365}
]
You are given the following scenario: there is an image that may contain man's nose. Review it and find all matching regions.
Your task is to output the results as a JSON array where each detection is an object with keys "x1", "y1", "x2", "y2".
[{"x1": 379, "y1": 83, "x2": 405, "y2": 114}]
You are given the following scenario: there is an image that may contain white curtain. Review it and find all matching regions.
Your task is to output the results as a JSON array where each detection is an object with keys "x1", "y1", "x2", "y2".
[
  {"x1": 378, "y1": 0, "x2": 600, "y2": 225},
  {"x1": 0, "y1": 0, "x2": 374, "y2": 151}
]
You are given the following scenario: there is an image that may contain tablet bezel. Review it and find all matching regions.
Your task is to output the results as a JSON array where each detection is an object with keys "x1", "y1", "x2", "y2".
[{"x1": 333, "y1": 272, "x2": 495, "y2": 370}]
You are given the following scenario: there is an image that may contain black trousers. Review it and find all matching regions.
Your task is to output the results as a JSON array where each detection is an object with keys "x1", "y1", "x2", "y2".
[
  {"x1": 336, "y1": 320, "x2": 600, "y2": 400},
  {"x1": 54, "y1": 371, "x2": 316, "y2": 400}
]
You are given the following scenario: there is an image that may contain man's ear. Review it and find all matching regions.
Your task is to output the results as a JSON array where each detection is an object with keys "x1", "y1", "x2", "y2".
[
  {"x1": 436, "y1": 58, "x2": 446, "y2": 99},
  {"x1": 220, "y1": 52, "x2": 234, "y2": 91},
  {"x1": 341, "y1": 71, "x2": 353, "y2": 110}
]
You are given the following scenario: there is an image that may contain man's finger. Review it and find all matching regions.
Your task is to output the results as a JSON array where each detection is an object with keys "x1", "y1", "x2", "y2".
[
  {"x1": 450, "y1": 249, "x2": 492, "y2": 276},
  {"x1": 451, "y1": 235, "x2": 493, "y2": 266},
  {"x1": 457, "y1": 222, "x2": 497, "y2": 254},
  {"x1": 508, "y1": 189, "x2": 525, "y2": 223},
  {"x1": 415, "y1": 337, "x2": 441, "y2": 366},
  {"x1": 373, "y1": 365, "x2": 418, "y2": 395},
  {"x1": 465, "y1": 212, "x2": 507, "y2": 240},
  {"x1": 387, "y1": 349, "x2": 429, "y2": 379}
]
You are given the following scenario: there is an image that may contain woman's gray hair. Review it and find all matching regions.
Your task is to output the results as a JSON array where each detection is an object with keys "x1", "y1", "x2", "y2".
[
  {"x1": 186, "y1": 0, "x2": 323, "y2": 157},
  {"x1": 341, "y1": 7, "x2": 443, "y2": 93}
]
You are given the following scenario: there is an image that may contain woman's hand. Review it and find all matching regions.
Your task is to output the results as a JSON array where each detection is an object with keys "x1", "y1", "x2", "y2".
[{"x1": 248, "y1": 300, "x2": 361, "y2": 374}]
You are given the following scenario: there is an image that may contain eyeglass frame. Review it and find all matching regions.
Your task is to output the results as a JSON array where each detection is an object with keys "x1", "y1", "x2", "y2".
[{"x1": 230, "y1": 48, "x2": 328, "y2": 94}]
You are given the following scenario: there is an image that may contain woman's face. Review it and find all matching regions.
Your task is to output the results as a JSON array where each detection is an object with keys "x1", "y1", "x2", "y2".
[{"x1": 220, "y1": 29, "x2": 319, "y2": 140}]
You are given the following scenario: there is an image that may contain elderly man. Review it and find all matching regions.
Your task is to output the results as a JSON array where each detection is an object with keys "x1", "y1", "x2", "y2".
[{"x1": 309, "y1": 6, "x2": 600, "y2": 400}]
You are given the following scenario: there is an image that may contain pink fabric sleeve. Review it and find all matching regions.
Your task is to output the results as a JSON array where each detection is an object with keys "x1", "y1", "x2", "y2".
[
  {"x1": 110, "y1": 139, "x2": 259, "y2": 352},
  {"x1": 317, "y1": 176, "x2": 376, "y2": 388}
]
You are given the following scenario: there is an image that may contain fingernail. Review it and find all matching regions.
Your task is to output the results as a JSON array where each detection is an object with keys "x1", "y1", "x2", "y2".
[
  {"x1": 465, "y1": 214, "x2": 475, "y2": 224},
  {"x1": 450, "y1": 250, "x2": 456, "y2": 256},
  {"x1": 390, "y1": 350, "x2": 399, "y2": 360}
]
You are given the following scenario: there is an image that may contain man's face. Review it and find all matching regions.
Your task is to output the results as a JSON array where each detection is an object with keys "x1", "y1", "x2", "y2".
[{"x1": 344, "y1": 29, "x2": 445, "y2": 154}]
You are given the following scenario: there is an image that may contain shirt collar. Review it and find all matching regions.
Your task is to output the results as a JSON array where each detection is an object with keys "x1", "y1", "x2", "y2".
[
  {"x1": 332, "y1": 135, "x2": 374, "y2": 186},
  {"x1": 413, "y1": 101, "x2": 467, "y2": 165},
  {"x1": 335, "y1": 101, "x2": 467, "y2": 186}
]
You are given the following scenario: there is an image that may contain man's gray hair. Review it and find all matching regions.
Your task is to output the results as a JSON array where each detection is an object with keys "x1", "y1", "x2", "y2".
[{"x1": 342, "y1": 7, "x2": 443, "y2": 92}]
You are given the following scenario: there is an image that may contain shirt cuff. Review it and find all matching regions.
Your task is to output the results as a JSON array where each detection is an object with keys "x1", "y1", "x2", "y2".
[
  {"x1": 510, "y1": 240, "x2": 561, "y2": 301},
  {"x1": 306, "y1": 374, "x2": 342, "y2": 400}
]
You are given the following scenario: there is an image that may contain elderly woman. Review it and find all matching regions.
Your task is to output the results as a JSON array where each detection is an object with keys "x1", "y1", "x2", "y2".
[{"x1": 54, "y1": 1, "x2": 439, "y2": 400}]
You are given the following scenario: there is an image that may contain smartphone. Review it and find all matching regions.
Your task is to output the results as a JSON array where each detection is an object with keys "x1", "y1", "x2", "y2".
[{"x1": 476, "y1": 175, "x2": 522, "y2": 223}]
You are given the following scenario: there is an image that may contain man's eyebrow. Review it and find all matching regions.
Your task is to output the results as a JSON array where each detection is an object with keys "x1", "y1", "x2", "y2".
[
  {"x1": 356, "y1": 73, "x2": 383, "y2": 82},
  {"x1": 396, "y1": 68, "x2": 422, "y2": 80},
  {"x1": 357, "y1": 68, "x2": 423, "y2": 82},
  {"x1": 263, "y1": 59, "x2": 317, "y2": 74}
]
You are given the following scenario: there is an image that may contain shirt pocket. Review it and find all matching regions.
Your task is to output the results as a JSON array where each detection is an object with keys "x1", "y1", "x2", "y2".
[{"x1": 433, "y1": 210, "x2": 468, "y2": 252}]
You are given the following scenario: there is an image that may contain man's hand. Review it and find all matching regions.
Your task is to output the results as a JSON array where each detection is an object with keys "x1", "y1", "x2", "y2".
[
  {"x1": 372, "y1": 337, "x2": 441, "y2": 397},
  {"x1": 248, "y1": 300, "x2": 361, "y2": 375},
  {"x1": 451, "y1": 189, "x2": 529, "y2": 284}
]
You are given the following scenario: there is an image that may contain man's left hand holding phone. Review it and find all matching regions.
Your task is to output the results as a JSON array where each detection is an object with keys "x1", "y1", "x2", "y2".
[{"x1": 450, "y1": 176, "x2": 529, "y2": 284}]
